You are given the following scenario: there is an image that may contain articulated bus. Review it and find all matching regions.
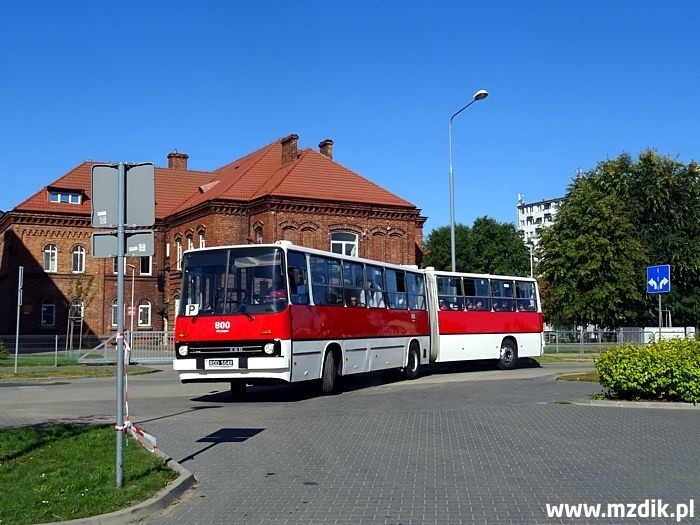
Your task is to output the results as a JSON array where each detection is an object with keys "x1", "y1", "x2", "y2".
[{"x1": 173, "y1": 242, "x2": 543, "y2": 395}]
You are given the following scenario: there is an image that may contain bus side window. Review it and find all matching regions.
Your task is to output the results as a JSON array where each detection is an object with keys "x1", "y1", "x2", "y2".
[
  {"x1": 309, "y1": 254, "x2": 343, "y2": 306},
  {"x1": 491, "y1": 279, "x2": 515, "y2": 312},
  {"x1": 516, "y1": 281, "x2": 537, "y2": 311},
  {"x1": 288, "y1": 251, "x2": 309, "y2": 305},
  {"x1": 406, "y1": 273, "x2": 426, "y2": 310},
  {"x1": 385, "y1": 269, "x2": 407, "y2": 309},
  {"x1": 364, "y1": 265, "x2": 386, "y2": 308}
]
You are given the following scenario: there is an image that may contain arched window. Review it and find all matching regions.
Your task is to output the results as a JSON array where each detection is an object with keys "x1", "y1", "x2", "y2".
[
  {"x1": 111, "y1": 298, "x2": 118, "y2": 327},
  {"x1": 198, "y1": 231, "x2": 206, "y2": 248},
  {"x1": 186, "y1": 234, "x2": 194, "y2": 251},
  {"x1": 173, "y1": 294, "x2": 181, "y2": 318},
  {"x1": 138, "y1": 299, "x2": 152, "y2": 327},
  {"x1": 43, "y1": 244, "x2": 58, "y2": 273},
  {"x1": 139, "y1": 256, "x2": 152, "y2": 275},
  {"x1": 254, "y1": 227, "x2": 263, "y2": 244},
  {"x1": 331, "y1": 232, "x2": 358, "y2": 257},
  {"x1": 41, "y1": 297, "x2": 56, "y2": 327},
  {"x1": 175, "y1": 238, "x2": 183, "y2": 271},
  {"x1": 71, "y1": 245, "x2": 85, "y2": 273}
]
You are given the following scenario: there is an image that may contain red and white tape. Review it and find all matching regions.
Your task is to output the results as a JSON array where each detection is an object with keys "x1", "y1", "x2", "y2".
[{"x1": 114, "y1": 334, "x2": 158, "y2": 454}]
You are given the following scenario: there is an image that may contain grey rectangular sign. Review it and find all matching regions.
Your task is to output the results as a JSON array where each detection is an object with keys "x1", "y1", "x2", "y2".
[
  {"x1": 92, "y1": 230, "x2": 155, "y2": 258},
  {"x1": 91, "y1": 163, "x2": 155, "y2": 228}
]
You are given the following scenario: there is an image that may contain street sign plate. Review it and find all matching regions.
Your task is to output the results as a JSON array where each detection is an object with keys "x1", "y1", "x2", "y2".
[
  {"x1": 91, "y1": 230, "x2": 155, "y2": 258},
  {"x1": 91, "y1": 163, "x2": 155, "y2": 228},
  {"x1": 646, "y1": 264, "x2": 670, "y2": 294}
]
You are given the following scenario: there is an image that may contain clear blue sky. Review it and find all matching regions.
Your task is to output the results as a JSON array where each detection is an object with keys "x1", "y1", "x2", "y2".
[{"x1": 1, "y1": 1, "x2": 698, "y2": 235}]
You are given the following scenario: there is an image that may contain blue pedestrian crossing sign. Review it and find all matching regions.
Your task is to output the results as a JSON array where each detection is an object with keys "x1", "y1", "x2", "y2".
[{"x1": 647, "y1": 265, "x2": 671, "y2": 294}]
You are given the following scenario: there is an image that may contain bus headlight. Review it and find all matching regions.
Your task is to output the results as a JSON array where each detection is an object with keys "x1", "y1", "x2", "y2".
[
  {"x1": 177, "y1": 345, "x2": 189, "y2": 357},
  {"x1": 263, "y1": 343, "x2": 275, "y2": 355}
]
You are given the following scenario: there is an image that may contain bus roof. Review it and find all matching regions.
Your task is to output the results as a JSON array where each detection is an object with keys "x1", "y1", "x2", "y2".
[{"x1": 182, "y1": 241, "x2": 425, "y2": 274}]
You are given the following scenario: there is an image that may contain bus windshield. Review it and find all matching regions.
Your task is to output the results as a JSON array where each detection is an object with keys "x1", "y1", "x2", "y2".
[{"x1": 179, "y1": 246, "x2": 287, "y2": 316}]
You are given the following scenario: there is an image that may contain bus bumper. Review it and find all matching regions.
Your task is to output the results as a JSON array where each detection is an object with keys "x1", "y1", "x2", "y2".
[{"x1": 173, "y1": 357, "x2": 291, "y2": 383}]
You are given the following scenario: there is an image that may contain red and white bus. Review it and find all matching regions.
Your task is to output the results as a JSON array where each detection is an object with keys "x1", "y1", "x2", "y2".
[
  {"x1": 173, "y1": 242, "x2": 431, "y2": 395},
  {"x1": 424, "y1": 269, "x2": 544, "y2": 369},
  {"x1": 173, "y1": 242, "x2": 543, "y2": 395}
]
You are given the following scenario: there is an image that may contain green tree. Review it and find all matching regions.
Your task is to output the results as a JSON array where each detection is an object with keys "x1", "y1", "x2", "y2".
[
  {"x1": 422, "y1": 224, "x2": 474, "y2": 271},
  {"x1": 423, "y1": 217, "x2": 529, "y2": 276},
  {"x1": 628, "y1": 152, "x2": 700, "y2": 325},
  {"x1": 469, "y1": 217, "x2": 529, "y2": 275},
  {"x1": 539, "y1": 149, "x2": 700, "y2": 328},
  {"x1": 538, "y1": 163, "x2": 646, "y2": 328}
]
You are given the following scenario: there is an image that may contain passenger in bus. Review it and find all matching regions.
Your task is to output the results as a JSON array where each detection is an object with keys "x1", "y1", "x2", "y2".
[
  {"x1": 495, "y1": 300, "x2": 511, "y2": 312},
  {"x1": 347, "y1": 295, "x2": 359, "y2": 307},
  {"x1": 466, "y1": 301, "x2": 475, "y2": 310},
  {"x1": 264, "y1": 288, "x2": 287, "y2": 304},
  {"x1": 475, "y1": 300, "x2": 484, "y2": 310},
  {"x1": 439, "y1": 299, "x2": 448, "y2": 311}
]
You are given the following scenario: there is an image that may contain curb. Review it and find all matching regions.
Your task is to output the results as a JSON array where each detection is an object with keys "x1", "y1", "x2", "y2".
[
  {"x1": 44, "y1": 451, "x2": 196, "y2": 524},
  {"x1": 568, "y1": 399, "x2": 699, "y2": 410}
]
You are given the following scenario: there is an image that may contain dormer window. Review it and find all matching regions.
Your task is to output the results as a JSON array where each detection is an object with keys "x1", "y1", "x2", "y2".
[{"x1": 49, "y1": 191, "x2": 81, "y2": 204}]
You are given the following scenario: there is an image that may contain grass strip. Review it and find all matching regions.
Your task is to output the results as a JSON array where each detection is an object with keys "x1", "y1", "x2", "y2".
[
  {"x1": 0, "y1": 423, "x2": 177, "y2": 524},
  {"x1": 556, "y1": 371, "x2": 600, "y2": 383}
]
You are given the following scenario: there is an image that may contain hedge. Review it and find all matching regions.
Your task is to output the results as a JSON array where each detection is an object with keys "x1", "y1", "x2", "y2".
[{"x1": 595, "y1": 338, "x2": 700, "y2": 404}]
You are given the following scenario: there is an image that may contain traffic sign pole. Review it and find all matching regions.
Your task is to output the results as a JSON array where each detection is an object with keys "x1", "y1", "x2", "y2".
[
  {"x1": 116, "y1": 162, "x2": 126, "y2": 488},
  {"x1": 658, "y1": 295, "x2": 662, "y2": 341},
  {"x1": 91, "y1": 161, "x2": 154, "y2": 489}
]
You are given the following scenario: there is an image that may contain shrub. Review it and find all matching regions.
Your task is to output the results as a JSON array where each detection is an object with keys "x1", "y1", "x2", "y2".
[
  {"x1": 0, "y1": 340, "x2": 8, "y2": 359},
  {"x1": 595, "y1": 339, "x2": 700, "y2": 404}
]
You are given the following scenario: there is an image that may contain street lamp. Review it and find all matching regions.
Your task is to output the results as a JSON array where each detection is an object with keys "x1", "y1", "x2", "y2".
[
  {"x1": 127, "y1": 263, "x2": 136, "y2": 349},
  {"x1": 449, "y1": 89, "x2": 488, "y2": 272},
  {"x1": 527, "y1": 241, "x2": 534, "y2": 278}
]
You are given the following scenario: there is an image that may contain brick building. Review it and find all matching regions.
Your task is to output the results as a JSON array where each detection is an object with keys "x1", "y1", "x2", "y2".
[{"x1": 0, "y1": 134, "x2": 426, "y2": 336}]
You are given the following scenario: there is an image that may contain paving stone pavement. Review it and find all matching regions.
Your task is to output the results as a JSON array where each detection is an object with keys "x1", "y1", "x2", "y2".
[{"x1": 136, "y1": 367, "x2": 699, "y2": 525}]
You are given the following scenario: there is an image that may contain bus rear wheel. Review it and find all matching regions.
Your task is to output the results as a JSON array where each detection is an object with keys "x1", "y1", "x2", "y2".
[
  {"x1": 321, "y1": 351, "x2": 338, "y2": 395},
  {"x1": 401, "y1": 343, "x2": 421, "y2": 380},
  {"x1": 497, "y1": 339, "x2": 518, "y2": 370}
]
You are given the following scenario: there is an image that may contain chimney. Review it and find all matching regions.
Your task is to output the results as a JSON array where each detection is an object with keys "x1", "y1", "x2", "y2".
[
  {"x1": 281, "y1": 133, "x2": 299, "y2": 165},
  {"x1": 318, "y1": 139, "x2": 333, "y2": 159},
  {"x1": 167, "y1": 151, "x2": 189, "y2": 170}
]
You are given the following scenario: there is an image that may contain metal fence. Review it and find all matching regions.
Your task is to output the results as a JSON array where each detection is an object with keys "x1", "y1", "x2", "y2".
[
  {"x1": 543, "y1": 327, "x2": 697, "y2": 355},
  {"x1": 0, "y1": 331, "x2": 175, "y2": 366},
  {"x1": 4, "y1": 327, "x2": 696, "y2": 366}
]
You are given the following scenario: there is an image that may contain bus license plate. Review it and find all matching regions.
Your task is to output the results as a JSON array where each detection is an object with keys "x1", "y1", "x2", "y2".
[{"x1": 206, "y1": 359, "x2": 236, "y2": 368}]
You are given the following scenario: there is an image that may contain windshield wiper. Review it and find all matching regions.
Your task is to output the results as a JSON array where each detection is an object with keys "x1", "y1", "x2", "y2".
[{"x1": 233, "y1": 304, "x2": 255, "y2": 321}]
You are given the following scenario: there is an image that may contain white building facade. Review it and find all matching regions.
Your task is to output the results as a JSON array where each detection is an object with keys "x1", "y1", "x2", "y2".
[{"x1": 516, "y1": 193, "x2": 565, "y2": 247}]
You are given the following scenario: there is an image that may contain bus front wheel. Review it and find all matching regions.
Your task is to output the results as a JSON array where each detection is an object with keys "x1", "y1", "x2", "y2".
[
  {"x1": 321, "y1": 351, "x2": 338, "y2": 395},
  {"x1": 497, "y1": 339, "x2": 518, "y2": 370}
]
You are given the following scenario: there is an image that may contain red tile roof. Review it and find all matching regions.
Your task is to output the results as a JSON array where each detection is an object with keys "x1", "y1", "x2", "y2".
[
  {"x1": 13, "y1": 136, "x2": 416, "y2": 220},
  {"x1": 16, "y1": 162, "x2": 213, "y2": 220},
  {"x1": 210, "y1": 139, "x2": 414, "y2": 207}
]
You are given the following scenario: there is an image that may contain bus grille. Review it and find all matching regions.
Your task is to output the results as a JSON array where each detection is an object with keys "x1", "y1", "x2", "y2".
[{"x1": 186, "y1": 342, "x2": 273, "y2": 357}]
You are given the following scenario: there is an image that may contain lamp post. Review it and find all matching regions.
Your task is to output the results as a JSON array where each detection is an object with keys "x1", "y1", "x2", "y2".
[
  {"x1": 127, "y1": 263, "x2": 136, "y2": 349},
  {"x1": 528, "y1": 241, "x2": 534, "y2": 278},
  {"x1": 449, "y1": 89, "x2": 488, "y2": 272}
]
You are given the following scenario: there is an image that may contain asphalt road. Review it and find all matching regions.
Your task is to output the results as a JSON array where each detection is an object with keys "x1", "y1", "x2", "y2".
[{"x1": 1, "y1": 361, "x2": 698, "y2": 525}]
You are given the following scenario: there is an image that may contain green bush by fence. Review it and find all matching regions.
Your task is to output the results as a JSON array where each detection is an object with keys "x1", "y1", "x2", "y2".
[{"x1": 595, "y1": 339, "x2": 700, "y2": 404}]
